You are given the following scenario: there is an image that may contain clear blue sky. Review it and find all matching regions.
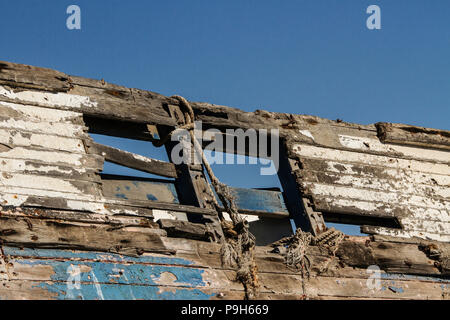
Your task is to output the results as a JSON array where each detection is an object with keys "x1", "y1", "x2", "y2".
[{"x1": 1, "y1": 1, "x2": 449, "y2": 233}]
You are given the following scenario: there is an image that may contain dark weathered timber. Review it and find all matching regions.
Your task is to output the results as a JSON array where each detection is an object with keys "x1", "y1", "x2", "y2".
[
  {"x1": 0, "y1": 215, "x2": 172, "y2": 256},
  {"x1": 0, "y1": 61, "x2": 71, "y2": 92},
  {"x1": 85, "y1": 141, "x2": 177, "y2": 178},
  {"x1": 68, "y1": 83, "x2": 176, "y2": 126},
  {"x1": 377, "y1": 122, "x2": 450, "y2": 151},
  {"x1": 83, "y1": 115, "x2": 159, "y2": 142},
  {"x1": 158, "y1": 219, "x2": 210, "y2": 241},
  {"x1": 277, "y1": 142, "x2": 327, "y2": 235}
]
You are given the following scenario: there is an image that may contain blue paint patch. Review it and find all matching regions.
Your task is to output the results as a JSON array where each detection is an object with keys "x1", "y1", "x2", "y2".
[
  {"x1": 125, "y1": 186, "x2": 131, "y2": 191},
  {"x1": 18, "y1": 259, "x2": 207, "y2": 288},
  {"x1": 146, "y1": 194, "x2": 158, "y2": 201},
  {"x1": 381, "y1": 273, "x2": 450, "y2": 283},
  {"x1": 36, "y1": 282, "x2": 215, "y2": 300},
  {"x1": 221, "y1": 187, "x2": 288, "y2": 214},
  {"x1": 115, "y1": 194, "x2": 128, "y2": 200}
]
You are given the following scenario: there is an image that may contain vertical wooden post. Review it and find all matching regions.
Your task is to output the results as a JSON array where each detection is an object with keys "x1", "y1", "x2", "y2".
[{"x1": 277, "y1": 140, "x2": 327, "y2": 236}]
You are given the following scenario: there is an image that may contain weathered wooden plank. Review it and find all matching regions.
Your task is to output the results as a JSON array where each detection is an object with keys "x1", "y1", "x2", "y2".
[
  {"x1": 0, "y1": 158, "x2": 100, "y2": 183},
  {"x1": 0, "y1": 101, "x2": 84, "y2": 124},
  {"x1": 337, "y1": 134, "x2": 450, "y2": 164},
  {"x1": 101, "y1": 175, "x2": 179, "y2": 203},
  {"x1": 0, "y1": 129, "x2": 86, "y2": 153},
  {"x1": 224, "y1": 187, "x2": 289, "y2": 218},
  {"x1": 299, "y1": 158, "x2": 450, "y2": 187},
  {"x1": 293, "y1": 144, "x2": 450, "y2": 176},
  {"x1": 83, "y1": 115, "x2": 159, "y2": 142},
  {"x1": 0, "y1": 146, "x2": 103, "y2": 171},
  {"x1": 0, "y1": 172, "x2": 101, "y2": 197},
  {"x1": 0, "y1": 61, "x2": 70, "y2": 92},
  {"x1": 158, "y1": 219, "x2": 210, "y2": 241},
  {"x1": 0, "y1": 207, "x2": 155, "y2": 227},
  {"x1": 0, "y1": 188, "x2": 215, "y2": 217},
  {"x1": 68, "y1": 84, "x2": 176, "y2": 126},
  {"x1": 299, "y1": 170, "x2": 449, "y2": 200},
  {"x1": 0, "y1": 115, "x2": 88, "y2": 138},
  {"x1": 377, "y1": 122, "x2": 450, "y2": 151},
  {"x1": 303, "y1": 183, "x2": 448, "y2": 211},
  {"x1": 86, "y1": 141, "x2": 177, "y2": 179},
  {"x1": 362, "y1": 226, "x2": 450, "y2": 242},
  {"x1": 0, "y1": 84, "x2": 175, "y2": 127},
  {"x1": 0, "y1": 216, "x2": 171, "y2": 255},
  {"x1": 312, "y1": 196, "x2": 449, "y2": 222}
]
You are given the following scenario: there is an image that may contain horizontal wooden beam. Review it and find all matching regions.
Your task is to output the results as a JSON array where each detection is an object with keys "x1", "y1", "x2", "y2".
[{"x1": 86, "y1": 141, "x2": 177, "y2": 178}]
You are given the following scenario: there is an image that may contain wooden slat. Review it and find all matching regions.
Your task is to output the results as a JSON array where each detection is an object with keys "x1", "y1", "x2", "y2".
[
  {"x1": 224, "y1": 187, "x2": 289, "y2": 218},
  {"x1": 101, "y1": 175, "x2": 179, "y2": 203},
  {"x1": 0, "y1": 146, "x2": 103, "y2": 171},
  {"x1": 0, "y1": 158, "x2": 100, "y2": 183},
  {"x1": 0, "y1": 172, "x2": 101, "y2": 197},
  {"x1": 0, "y1": 129, "x2": 86, "y2": 153},
  {"x1": 0, "y1": 115, "x2": 88, "y2": 138},
  {"x1": 86, "y1": 141, "x2": 177, "y2": 179},
  {"x1": 0, "y1": 100, "x2": 84, "y2": 124}
]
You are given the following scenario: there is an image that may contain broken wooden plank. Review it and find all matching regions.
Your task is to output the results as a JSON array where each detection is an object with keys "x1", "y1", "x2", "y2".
[
  {"x1": 86, "y1": 141, "x2": 177, "y2": 179},
  {"x1": 377, "y1": 122, "x2": 450, "y2": 151},
  {"x1": 158, "y1": 219, "x2": 210, "y2": 241}
]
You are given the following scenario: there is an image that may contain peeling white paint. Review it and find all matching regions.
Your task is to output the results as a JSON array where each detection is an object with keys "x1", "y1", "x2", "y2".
[
  {"x1": 306, "y1": 183, "x2": 448, "y2": 211},
  {"x1": 0, "y1": 101, "x2": 83, "y2": 123},
  {"x1": 0, "y1": 129, "x2": 85, "y2": 153},
  {"x1": 0, "y1": 118, "x2": 85, "y2": 138},
  {"x1": 294, "y1": 144, "x2": 450, "y2": 175},
  {"x1": 0, "y1": 85, "x2": 98, "y2": 109},
  {"x1": 338, "y1": 135, "x2": 450, "y2": 164},
  {"x1": 299, "y1": 130, "x2": 315, "y2": 141}
]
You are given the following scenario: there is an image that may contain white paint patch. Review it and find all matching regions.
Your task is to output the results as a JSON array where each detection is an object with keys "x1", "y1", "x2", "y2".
[
  {"x1": 0, "y1": 101, "x2": 83, "y2": 123},
  {"x1": 299, "y1": 130, "x2": 315, "y2": 141},
  {"x1": 338, "y1": 134, "x2": 450, "y2": 164},
  {"x1": 0, "y1": 129, "x2": 85, "y2": 153},
  {"x1": 0, "y1": 85, "x2": 98, "y2": 109},
  {"x1": 152, "y1": 210, "x2": 188, "y2": 221},
  {"x1": 0, "y1": 117, "x2": 85, "y2": 138},
  {"x1": 222, "y1": 212, "x2": 259, "y2": 223}
]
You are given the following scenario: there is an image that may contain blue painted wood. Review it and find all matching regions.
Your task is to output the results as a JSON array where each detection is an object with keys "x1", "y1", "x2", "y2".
[
  {"x1": 102, "y1": 177, "x2": 179, "y2": 203},
  {"x1": 227, "y1": 187, "x2": 288, "y2": 216},
  {"x1": 3, "y1": 246, "x2": 216, "y2": 300}
]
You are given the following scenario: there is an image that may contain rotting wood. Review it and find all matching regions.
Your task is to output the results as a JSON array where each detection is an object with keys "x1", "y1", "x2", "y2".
[
  {"x1": 0, "y1": 215, "x2": 172, "y2": 256},
  {"x1": 85, "y1": 141, "x2": 177, "y2": 179}
]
